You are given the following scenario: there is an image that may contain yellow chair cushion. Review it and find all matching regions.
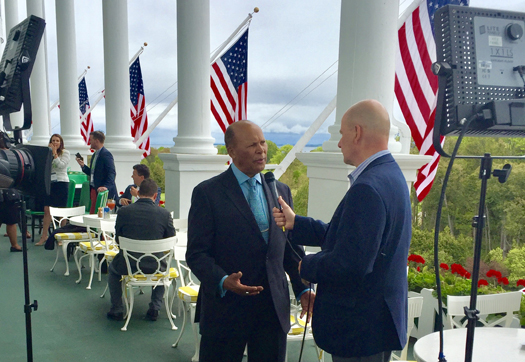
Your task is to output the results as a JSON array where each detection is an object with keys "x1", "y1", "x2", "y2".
[
  {"x1": 289, "y1": 314, "x2": 307, "y2": 335},
  {"x1": 55, "y1": 232, "x2": 96, "y2": 241},
  {"x1": 169, "y1": 267, "x2": 179, "y2": 279},
  {"x1": 78, "y1": 240, "x2": 106, "y2": 251},
  {"x1": 178, "y1": 285, "x2": 199, "y2": 303}
]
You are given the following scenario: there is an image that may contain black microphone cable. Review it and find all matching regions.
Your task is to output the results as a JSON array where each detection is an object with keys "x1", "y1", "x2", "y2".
[{"x1": 264, "y1": 171, "x2": 312, "y2": 362}]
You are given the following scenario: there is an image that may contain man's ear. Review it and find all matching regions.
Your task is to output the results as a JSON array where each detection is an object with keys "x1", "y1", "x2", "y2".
[{"x1": 354, "y1": 124, "x2": 363, "y2": 143}]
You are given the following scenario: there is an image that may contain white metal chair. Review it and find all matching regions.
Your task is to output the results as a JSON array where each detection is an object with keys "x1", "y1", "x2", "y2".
[
  {"x1": 391, "y1": 296, "x2": 423, "y2": 361},
  {"x1": 446, "y1": 291, "x2": 522, "y2": 329},
  {"x1": 99, "y1": 219, "x2": 119, "y2": 298},
  {"x1": 119, "y1": 235, "x2": 178, "y2": 331},
  {"x1": 74, "y1": 216, "x2": 112, "y2": 289},
  {"x1": 172, "y1": 241, "x2": 201, "y2": 362},
  {"x1": 49, "y1": 206, "x2": 95, "y2": 276}
]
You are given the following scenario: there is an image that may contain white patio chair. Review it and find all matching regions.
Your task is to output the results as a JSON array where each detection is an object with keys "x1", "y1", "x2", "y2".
[
  {"x1": 74, "y1": 216, "x2": 110, "y2": 289},
  {"x1": 97, "y1": 219, "x2": 119, "y2": 297},
  {"x1": 172, "y1": 241, "x2": 201, "y2": 362},
  {"x1": 447, "y1": 291, "x2": 522, "y2": 329},
  {"x1": 49, "y1": 206, "x2": 95, "y2": 276},
  {"x1": 119, "y1": 235, "x2": 178, "y2": 331},
  {"x1": 391, "y1": 296, "x2": 423, "y2": 361}
]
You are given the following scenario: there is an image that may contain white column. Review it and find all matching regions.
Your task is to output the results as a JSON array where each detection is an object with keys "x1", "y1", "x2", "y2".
[
  {"x1": 171, "y1": 0, "x2": 216, "y2": 154},
  {"x1": 101, "y1": 0, "x2": 142, "y2": 194},
  {"x1": 323, "y1": 0, "x2": 402, "y2": 152},
  {"x1": 55, "y1": 0, "x2": 87, "y2": 171},
  {"x1": 26, "y1": 0, "x2": 51, "y2": 146},
  {"x1": 4, "y1": 0, "x2": 24, "y2": 133},
  {"x1": 162, "y1": 0, "x2": 225, "y2": 218},
  {"x1": 299, "y1": 0, "x2": 430, "y2": 221}
]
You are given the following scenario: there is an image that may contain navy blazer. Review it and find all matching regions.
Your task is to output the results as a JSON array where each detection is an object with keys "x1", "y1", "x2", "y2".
[
  {"x1": 293, "y1": 154, "x2": 411, "y2": 358},
  {"x1": 186, "y1": 167, "x2": 307, "y2": 335},
  {"x1": 81, "y1": 147, "x2": 118, "y2": 200}
]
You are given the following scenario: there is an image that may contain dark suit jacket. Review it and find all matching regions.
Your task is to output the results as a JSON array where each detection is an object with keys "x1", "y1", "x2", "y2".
[
  {"x1": 81, "y1": 147, "x2": 118, "y2": 200},
  {"x1": 186, "y1": 167, "x2": 306, "y2": 336},
  {"x1": 112, "y1": 198, "x2": 175, "y2": 274},
  {"x1": 119, "y1": 184, "x2": 161, "y2": 206},
  {"x1": 293, "y1": 154, "x2": 411, "y2": 358}
]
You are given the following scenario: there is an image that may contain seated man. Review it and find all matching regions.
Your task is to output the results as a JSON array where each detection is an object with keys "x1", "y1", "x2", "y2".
[
  {"x1": 107, "y1": 178, "x2": 175, "y2": 321},
  {"x1": 119, "y1": 164, "x2": 161, "y2": 206}
]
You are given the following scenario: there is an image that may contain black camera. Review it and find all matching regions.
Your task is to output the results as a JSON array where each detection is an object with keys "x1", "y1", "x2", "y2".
[{"x1": 0, "y1": 131, "x2": 52, "y2": 196}]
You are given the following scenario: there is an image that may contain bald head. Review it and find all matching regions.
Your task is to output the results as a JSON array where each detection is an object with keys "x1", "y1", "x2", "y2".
[
  {"x1": 338, "y1": 100, "x2": 390, "y2": 166},
  {"x1": 344, "y1": 99, "x2": 390, "y2": 138}
]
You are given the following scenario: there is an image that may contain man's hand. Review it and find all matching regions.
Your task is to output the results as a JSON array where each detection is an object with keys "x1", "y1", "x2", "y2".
[
  {"x1": 273, "y1": 196, "x2": 296, "y2": 230},
  {"x1": 299, "y1": 290, "x2": 315, "y2": 322},
  {"x1": 76, "y1": 157, "x2": 85, "y2": 167},
  {"x1": 120, "y1": 198, "x2": 131, "y2": 206},
  {"x1": 130, "y1": 186, "x2": 139, "y2": 197},
  {"x1": 223, "y1": 271, "x2": 263, "y2": 296},
  {"x1": 97, "y1": 186, "x2": 108, "y2": 193}
]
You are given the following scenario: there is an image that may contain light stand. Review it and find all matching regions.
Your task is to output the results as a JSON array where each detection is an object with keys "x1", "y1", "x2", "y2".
[{"x1": 18, "y1": 197, "x2": 38, "y2": 362}]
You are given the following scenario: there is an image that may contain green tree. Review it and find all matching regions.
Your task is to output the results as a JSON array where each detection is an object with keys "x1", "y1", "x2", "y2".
[{"x1": 140, "y1": 147, "x2": 169, "y2": 192}]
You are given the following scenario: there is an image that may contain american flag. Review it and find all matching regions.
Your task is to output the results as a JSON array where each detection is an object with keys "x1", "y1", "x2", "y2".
[
  {"x1": 130, "y1": 57, "x2": 150, "y2": 158},
  {"x1": 79, "y1": 77, "x2": 93, "y2": 145},
  {"x1": 395, "y1": 0, "x2": 468, "y2": 201},
  {"x1": 211, "y1": 29, "x2": 249, "y2": 133}
]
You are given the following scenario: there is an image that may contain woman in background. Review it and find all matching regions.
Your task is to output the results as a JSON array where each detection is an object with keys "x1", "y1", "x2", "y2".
[{"x1": 36, "y1": 134, "x2": 70, "y2": 245}]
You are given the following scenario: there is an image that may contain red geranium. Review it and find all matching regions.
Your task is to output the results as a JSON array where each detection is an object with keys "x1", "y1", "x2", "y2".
[
  {"x1": 451, "y1": 263, "x2": 468, "y2": 277},
  {"x1": 497, "y1": 277, "x2": 509, "y2": 285},
  {"x1": 465, "y1": 272, "x2": 471, "y2": 279},
  {"x1": 408, "y1": 254, "x2": 425, "y2": 264},
  {"x1": 517, "y1": 279, "x2": 525, "y2": 288},
  {"x1": 486, "y1": 269, "x2": 502, "y2": 278},
  {"x1": 417, "y1": 266, "x2": 421, "y2": 272},
  {"x1": 159, "y1": 200, "x2": 165, "y2": 205},
  {"x1": 440, "y1": 263, "x2": 449, "y2": 270},
  {"x1": 478, "y1": 279, "x2": 489, "y2": 287}
]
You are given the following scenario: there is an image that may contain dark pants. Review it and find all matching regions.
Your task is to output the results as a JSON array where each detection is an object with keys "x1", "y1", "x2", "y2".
[
  {"x1": 90, "y1": 188, "x2": 97, "y2": 214},
  {"x1": 331, "y1": 351, "x2": 391, "y2": 362},
  {"x1": 107, "y1": 260, "x2": 165, "y2": 313},
  {"x1": 199, "y1": 291, "x2": 286, "y2": 362}
]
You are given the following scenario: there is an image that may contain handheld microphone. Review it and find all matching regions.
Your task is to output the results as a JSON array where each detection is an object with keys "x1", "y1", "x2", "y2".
[{"x1": 264, "y1": 171, "x2": 286, "y2": 232}]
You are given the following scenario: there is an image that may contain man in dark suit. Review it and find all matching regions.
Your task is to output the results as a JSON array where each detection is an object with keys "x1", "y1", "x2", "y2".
[
  {"x1": 76, "y1": 131, "x2": 118, "y2": 213},
  {"x1": 274, "y1": 100, "x2": 412, "y2": 362},
  {"x1": 119, "y1": 164, "x2": 161, "y2": 206},
  {"x1": 186, "y1": 120, "x2": 314, "y2": 362},
  {"x1": 107, "y1": 178, "x2": 175, "y2": 321}
]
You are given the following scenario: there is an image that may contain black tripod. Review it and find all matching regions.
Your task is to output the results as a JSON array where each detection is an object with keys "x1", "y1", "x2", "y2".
[
  {"x1": 12, "y1": 196, "x2": 38, "y2": 362},
  {"x1": 463, "y1": 154, "x2": 511, "y2": 362}
]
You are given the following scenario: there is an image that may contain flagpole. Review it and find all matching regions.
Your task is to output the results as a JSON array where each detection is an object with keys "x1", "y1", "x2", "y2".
[
  {"x1": 210, "y1": 7, "x2": 258, "y2": 63},
  {"x1": 272, "y1": 96, "x2": 336, "y2": 180},
  {"x1": 134, "y1": 95, "x2": 178, "y2": 146},
  {"x1": 79, "y1": 90, "x2": 104, "y2": 123},
  {"x1": 134, "y1": 8, "x2": 259, "y2": 147},
  {"x1": 49, "y1": 66, "x2": 90, "y2": 112},
  {"x1": 130, "y1": 42, "x2": 147, "y2": 65}
]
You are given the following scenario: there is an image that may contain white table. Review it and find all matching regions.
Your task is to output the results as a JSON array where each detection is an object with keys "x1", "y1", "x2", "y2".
[
  {"x1": 69, "y1": 214, "x2": 117, "y2": 227},
  {"x1": 414, "y1": 327, "x2": 525, "y2": 362}
]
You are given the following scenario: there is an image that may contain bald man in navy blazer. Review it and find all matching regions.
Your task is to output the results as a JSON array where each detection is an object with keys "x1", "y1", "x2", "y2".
[
  {"x1": 187, "y1": 121, "x2": 314, "y2": 362},
  {"x1": 275, "y1": 100, "x2": 412, "y2": 362}
]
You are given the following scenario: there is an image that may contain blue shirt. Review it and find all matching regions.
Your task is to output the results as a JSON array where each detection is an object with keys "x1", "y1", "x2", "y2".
[{"x1": 349, "y1": 150, "x2": 391, "y2": 186}]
